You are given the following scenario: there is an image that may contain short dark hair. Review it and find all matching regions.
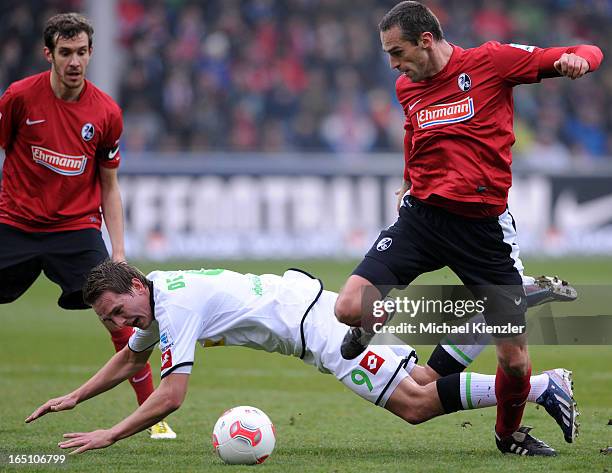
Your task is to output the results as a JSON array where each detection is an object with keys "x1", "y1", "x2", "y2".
[
  {"x1": 379, "y1": 1, "x2": 444, "y2": 44},
  {"x1": 83, "y1": 260, "x2": 149, "y2": 306},
  {"x1": 44, "y1": 13, "x2": 94, "y2": 53}
]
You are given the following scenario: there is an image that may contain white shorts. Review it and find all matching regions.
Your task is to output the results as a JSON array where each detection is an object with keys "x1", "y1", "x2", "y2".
[{"x1": 301, "y1": 290, "x2": 417, "y2": 407}]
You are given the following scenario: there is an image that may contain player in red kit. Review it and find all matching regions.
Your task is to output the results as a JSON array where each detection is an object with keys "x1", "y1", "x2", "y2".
[
  {"x1": 334, "y1": 1, "x2": 602, "y2": 456},
  {"x1": 0, "y1": 13, "x2": 174, "y2": 439}
]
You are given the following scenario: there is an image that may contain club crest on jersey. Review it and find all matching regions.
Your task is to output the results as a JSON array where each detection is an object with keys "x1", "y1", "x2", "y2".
[
  {"x1": 81, "y1": 123, "x2": 95, "y2": 141},
  {"x1": 31, "y1": 146, "x2": 87, "y2": 176},
  {"x1": 416, "y1": 97, "x2": 474, "y2": 129},
  {"x1": 457, "y1": 73, "x2": 471, "y2": 91}
]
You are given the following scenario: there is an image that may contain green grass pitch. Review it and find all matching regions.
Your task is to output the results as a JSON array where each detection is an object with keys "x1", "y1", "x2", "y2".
[{"x1": 1, "y1": 258, "x2": 610, "y2": 472}]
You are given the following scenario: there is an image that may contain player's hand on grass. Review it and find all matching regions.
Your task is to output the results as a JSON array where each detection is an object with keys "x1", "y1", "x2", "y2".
[
  {"x1": 59, "y1": 429, "x2": 115, "y2": 454},
  {"x1": 25, "y1": 394, "x2": 78, "y2": 423},
  {"x1": 554, "y1": 53, "x2": 590, "y2": 79}
]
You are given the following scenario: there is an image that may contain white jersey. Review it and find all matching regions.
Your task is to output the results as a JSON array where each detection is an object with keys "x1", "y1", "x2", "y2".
[
  {"x1": 129, "y1": 269, "x2": 322, "y2": 378},
  {"x1": 129, "y1": 267, "x2": 417, "y2": 407}
]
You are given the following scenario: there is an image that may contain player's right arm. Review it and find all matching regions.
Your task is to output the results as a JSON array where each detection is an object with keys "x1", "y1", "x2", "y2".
[{"x1": 25, "y1": 346, "x2": 152, "y2": 423}]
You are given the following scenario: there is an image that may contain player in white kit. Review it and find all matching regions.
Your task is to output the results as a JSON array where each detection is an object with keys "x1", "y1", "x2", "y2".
[{"x1": 26, "y1": 261, "x2": 577, "y2": 455}]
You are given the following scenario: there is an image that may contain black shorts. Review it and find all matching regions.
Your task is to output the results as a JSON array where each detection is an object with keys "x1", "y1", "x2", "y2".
[
  {"x1": 0, "y1": 224, "x2": 108, "y2": 310},
  {"x1": 353, "y1": 196, "x2": 527, "y2": 333}
]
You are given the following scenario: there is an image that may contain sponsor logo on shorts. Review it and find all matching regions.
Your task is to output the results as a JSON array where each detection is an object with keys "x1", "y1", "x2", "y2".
[
  {"x1": 359, "y1": 351, "x2": 385, "y2": 375},
  {"x1": 416, "y1": 96, "x2": 474, "y2": 129},
  {"x1": 457, "y1": 73, "x2": 471, "y2": 91},
  {"x1": 161, "y1": 348, "x2": 173, "y2": 370},
  {"x1": 31, "y1": 146, "x2": 87, "y2": 176},
  {"x1": 81, "y1": 123, "x2": 95, "y2": 141},
  {"x1": 376, "y1": 237, "x2": 392, "y2": 252}
]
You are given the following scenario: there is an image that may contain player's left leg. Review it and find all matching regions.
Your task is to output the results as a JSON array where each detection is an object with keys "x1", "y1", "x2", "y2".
[
  {"x1": 443, "y1": 207, "x2": 546, "y2": 454},
  {"x1": 425, "y1": 273, "x2": 578, "y2": 382}
]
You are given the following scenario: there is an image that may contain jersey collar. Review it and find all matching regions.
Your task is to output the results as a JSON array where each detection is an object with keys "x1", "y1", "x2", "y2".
[
  {"x1": 147, "y1": 280, "x2": 156, "y2": 320},
  {"x1": 427, "y1": 43, "x2": 461, "y2": 82}
]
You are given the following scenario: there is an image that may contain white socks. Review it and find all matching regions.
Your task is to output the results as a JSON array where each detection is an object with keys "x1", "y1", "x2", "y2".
[{"x1": 459, "y1": 372, "x2": 549, "y2": 409}]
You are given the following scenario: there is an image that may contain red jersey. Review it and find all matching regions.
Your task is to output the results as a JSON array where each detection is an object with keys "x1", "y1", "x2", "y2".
[
  {"x1": 397, "y1": 41, "x2": 603, "y2": 216},
  {"x1": 0, "y1": 71, "x2": 122, "y2": 232}
]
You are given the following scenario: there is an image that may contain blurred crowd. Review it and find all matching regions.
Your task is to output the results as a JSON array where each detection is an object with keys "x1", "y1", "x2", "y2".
[{"x1": 1, "y1": 0, "x2": 611, "y2": 165}]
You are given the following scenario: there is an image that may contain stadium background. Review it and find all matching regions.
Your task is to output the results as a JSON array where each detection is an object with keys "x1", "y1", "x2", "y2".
[{"x1": 0, "y1": 1, "x2": 610, "y2": 472}]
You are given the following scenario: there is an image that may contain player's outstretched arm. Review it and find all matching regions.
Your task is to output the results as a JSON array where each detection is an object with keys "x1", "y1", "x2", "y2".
[
  {"x1": 25, "y1": 346, "x2": 151, "y2": 423},
  {"x1": 539, "y1": 44, "x2": 603, "y2": 80},
  {"x1": 58, "y1": 373, "x2": 189, "y2": 454}
]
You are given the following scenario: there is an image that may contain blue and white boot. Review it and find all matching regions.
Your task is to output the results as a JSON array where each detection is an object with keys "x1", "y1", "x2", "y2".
[{"x1": 536, "y1": 368, "x2": 579, "y2": 443}]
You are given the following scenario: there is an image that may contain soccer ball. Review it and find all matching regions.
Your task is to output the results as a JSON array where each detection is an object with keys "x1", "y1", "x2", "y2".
[{"x1": 212, "y1": 406, "x2": 276, "y2": 464}]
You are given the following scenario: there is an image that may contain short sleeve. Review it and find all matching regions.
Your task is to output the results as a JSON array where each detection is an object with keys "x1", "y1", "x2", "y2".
[
  {"x1": 0, "y1": 86, "x2": 21, "y2": 150},
  {"x1": 96, "y1": 105, "x2": 123, "y2": 169},
  {"x1": 158, "y1": 305, "x2": 201, "y2": 379},
  {"x1": 485, "y1": 41, "x2": 542, "y2": 86},
  {"x1": 128, "y1": 322, "x2": 160, "y2": 353}
]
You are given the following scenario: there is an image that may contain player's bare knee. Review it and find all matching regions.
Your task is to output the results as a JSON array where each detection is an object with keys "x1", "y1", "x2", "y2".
[
  {"x1": 387, "y1": 380, "x2": 430, "y2": 425},
  {"x1": 496, "y1": 339, "x2": 529, "y2": 376},
  {"x1": 498, "y1": 355, "x2": 530, "y2": 377},
  {"x1": 334, "y1": 293, "x2": 362, "y2": 325},
  {"x1": 408, "y1": 365, "x2": 440, "y2": 385},
  {"x1": 402, "y1": 406, "x2": 428, "y2": 425},
  {"x1": 402, "y1": 394, "x2": 431, "y2": 425}
]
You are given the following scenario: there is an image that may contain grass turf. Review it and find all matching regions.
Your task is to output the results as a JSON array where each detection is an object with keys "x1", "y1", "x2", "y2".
[{"x1": 0, "y1": 258, "x2": 610, "y2": 472}]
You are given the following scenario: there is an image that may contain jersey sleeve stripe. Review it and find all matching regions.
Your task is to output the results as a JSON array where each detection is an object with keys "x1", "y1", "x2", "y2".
[{"x1": 128, "y1": 340, "x2": 159, "y2": 353}]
